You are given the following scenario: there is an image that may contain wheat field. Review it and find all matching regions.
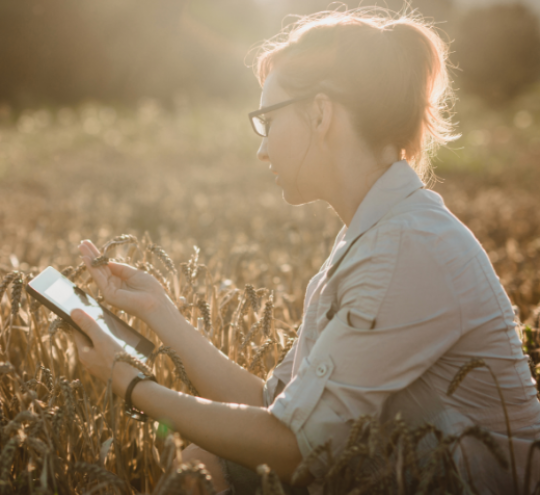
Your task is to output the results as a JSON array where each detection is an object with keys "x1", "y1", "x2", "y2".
[{"x1": 0, "y1": 89, "x2": 539, "y2": 494}]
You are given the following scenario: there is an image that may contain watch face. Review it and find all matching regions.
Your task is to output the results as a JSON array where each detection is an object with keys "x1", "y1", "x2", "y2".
[{"x1": 124, "y1": 405, "x2": 148, "y2": 422}]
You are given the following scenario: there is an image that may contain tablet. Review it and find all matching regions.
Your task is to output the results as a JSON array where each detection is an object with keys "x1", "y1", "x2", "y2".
[{"x1": 26, "y1": 266, "x2": 155, "y2": 362}]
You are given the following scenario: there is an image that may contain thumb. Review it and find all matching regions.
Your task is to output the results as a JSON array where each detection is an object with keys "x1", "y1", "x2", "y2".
[
  {"x1": 71, "y1": 325, "x2": 93, "y2": 350},
  {"x1": 71, "y1": 309, "x2": 99, "y2": 344},
  {"x1": 108, "y1": 262, "x2": 139, "y2": 281}
]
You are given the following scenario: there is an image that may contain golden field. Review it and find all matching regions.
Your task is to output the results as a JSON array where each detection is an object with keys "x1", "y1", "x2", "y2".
[{"x1": 0, "y1": 86, "x2": 539, "y2": 494}]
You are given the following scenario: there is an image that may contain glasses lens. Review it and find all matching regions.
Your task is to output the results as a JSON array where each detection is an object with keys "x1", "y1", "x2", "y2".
[{"x1": 252, "y1": 116, "x2": 267, "y2": 137}]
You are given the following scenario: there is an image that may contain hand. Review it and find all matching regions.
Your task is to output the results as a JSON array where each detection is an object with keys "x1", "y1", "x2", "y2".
[
  {"x1": 79, "y1": 239, "x2": 171, "y2": 323},
  {"x1": 71, "y1": 309, "x2": 139, "y2": 396}
]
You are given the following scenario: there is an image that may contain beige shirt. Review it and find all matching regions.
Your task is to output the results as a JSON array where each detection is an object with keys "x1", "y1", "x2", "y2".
[{"x1": 264, "y1": 160, "x2": 540, "y2": 494}]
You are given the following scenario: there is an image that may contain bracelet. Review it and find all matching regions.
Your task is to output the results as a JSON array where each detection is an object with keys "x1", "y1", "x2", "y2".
[{"x1": 124, "y1": 372, "x2": 157, "y2": 422}]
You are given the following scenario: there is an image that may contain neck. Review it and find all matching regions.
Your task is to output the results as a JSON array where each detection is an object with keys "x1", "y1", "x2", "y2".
[{"x1": 323, "y1": 148, "x2": 398, "y2": 227}]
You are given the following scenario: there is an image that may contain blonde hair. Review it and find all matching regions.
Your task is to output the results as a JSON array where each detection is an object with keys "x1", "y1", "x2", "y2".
[{"x1": 254, "y1": 8, "x2": 458, "y2": 183}]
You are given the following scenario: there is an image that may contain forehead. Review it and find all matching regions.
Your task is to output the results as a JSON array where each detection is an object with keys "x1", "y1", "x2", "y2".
[{"x1": 260, "y1": 71, "x2": 290, "y2": 107}]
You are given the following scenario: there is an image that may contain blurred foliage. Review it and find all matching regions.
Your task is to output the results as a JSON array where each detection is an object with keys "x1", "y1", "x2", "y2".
[
  {"x1": 453, "y1": 4, "x2": 540, "y2": 104},
  {"x1": 0, "y1": 0, "x2": 261, "y2": 106},
  {"x1": 5, "y1": 0, "x2": 533, "y2": 107}
]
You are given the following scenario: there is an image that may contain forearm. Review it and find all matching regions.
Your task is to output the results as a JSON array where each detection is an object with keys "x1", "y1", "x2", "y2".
[
  {"x1": 144, "y1": 299, "x2": 266, "y2": 406},
  {"x1": 130, "y1": 379, "x2": 305, "y2": 484}
]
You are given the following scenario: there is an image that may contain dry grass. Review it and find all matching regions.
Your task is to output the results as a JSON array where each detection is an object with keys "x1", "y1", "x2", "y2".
[{"x1": 0, "y1": 89, "x2": 539, "y2": 493}]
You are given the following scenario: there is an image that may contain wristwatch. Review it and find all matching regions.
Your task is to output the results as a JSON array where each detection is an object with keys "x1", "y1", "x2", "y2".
[{"x1": 124, "y1": 372, "x2": 157, "y2": 422}]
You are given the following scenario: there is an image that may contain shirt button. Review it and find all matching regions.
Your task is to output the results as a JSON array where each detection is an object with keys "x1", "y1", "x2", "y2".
[{"x1": 316, "y1": 364, "x2": 328, "y2": 377}]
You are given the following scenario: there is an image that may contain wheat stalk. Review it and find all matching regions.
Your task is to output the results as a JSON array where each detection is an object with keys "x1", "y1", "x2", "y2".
[
  {"x1": 0, "y1": 271, "x2": 20, "y2": 303},
  {"x1": 147, "y1": 244, "x2": 177, "y2": 275},
  {"x1": 0, "y1": 435, "x2": 22, "y2": 491},
  {"x1": 261, "y1": 296, "x2": 274, "y2": 338},
  {"x1": 25, "y1": 437, "x2": 50, "y2": 456},
  {"x1": 149, "y1": 346, "x2": 198, "y2": 396},
  {"x1": 48, "y1": 318, "x2": 68, "y2": 337},
  {"x1": 70, "y1": 262, "x2": 87, "y2": 281},
  {"x1": 448, "y1": 357, "x2": 518, "y2": 494},
  {"x1": 9, "y1": 275, "x2": 23, "y2": 319},
  {"x1": 291, "y1": 440, "x2": 332, "y2": 485},
  {"x1": 245, "y1": 284, "x2": 261, "y2": 313},
  {"x1": 3, "y1": 410, "x2": 39, "y2": 436},
  {"x1": 90, "y1": 255, "x2": 110, "y2": 267},
  {"x1": 59, "y1": 376, "x2": 77, "y2": 425},
  {"x1": 74, "y1": 461, "x2": 126, "y2": 489},
  {"x1": 523, "y1": 439, "x2": 540, "y2": 495},
  {"x1": 112, "y1": 351, "x2": 154, "y2": 377},
  {"x1": 248, "y1": 339, "x2": 277, "y2": 374},
  {"x1": 197, "y1": 299, "x2": 213, "y2": 337},
  {"x1": 102, "y1": 234, "x2": 139, "y2": 256},
  {"x1": 156, "y1": 461, "x2": 216, "y2": 495},
  {"x1": 456, "y1": 425, "x2": 508, "y2": 469},
  {"x1": 447, "y1": 358, "x2": 486, "y2": 396},
  {"x1": 257, "y1": 463, "x2": 286, "y2": 495}
]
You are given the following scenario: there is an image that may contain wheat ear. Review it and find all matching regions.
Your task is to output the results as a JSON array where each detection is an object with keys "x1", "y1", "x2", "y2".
[
  {"x1": 257, "y1": 464, "x2": 286, "y2": 495},
  {"x1": 447, "y1": 358, "x2": 486, "y2": 396},
  {"x1": 249, "y1": 339, "x2": 277, "y2": 373},
  {"x1": 74, "y1": 461, "x2": 126, "y2": 489},
  {"x1": 90, "y1": 255, "x2": 110, "y2": 267},
  {"x1": 149, "y1": 346, "x2": 198, "y2": 395},
  {"x1": 291, "y1": 440, "x2": 332, "y2": 485},
  {"x1": 102, "y1": 234, "x2": 138, "y2": 256},
  {"x1": 9, "y1": 275, "x2": 23, "y2": 319},
  {"x1": 0, "y1": 271, "x2": 19, "y2": 302},
  {"x1": 456, "y1": 425, "x2": 508, "y2": 469},
  {"x1": 156, "y1": 461, "x2": 216, "y2": 495},
  {"x1": 147, "y1": 244, "x2": 177, "y2": 274},
  {"x1": 197, "y1": 299, "x2": 213, "y2": 337},
  {"x1": 0, "y1": 435, "x2": 22, "y2": 489},
  {"x1": 448, "y1": 358, "x2": 518, "y2": 494}
]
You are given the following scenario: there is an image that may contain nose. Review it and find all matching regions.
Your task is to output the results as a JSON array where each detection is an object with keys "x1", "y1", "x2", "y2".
[{"x1": 257, "y1": 138, "x2": 269, "y2": 162}]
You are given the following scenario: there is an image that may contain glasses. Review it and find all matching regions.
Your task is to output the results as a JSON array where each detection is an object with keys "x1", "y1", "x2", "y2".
[{"x1": 248, "y1": 95, "x2": 313, "y2": 137}]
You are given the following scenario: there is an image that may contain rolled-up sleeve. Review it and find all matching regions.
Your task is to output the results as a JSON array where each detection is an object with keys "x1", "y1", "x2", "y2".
[{"x1": 268, "y1": 226, "x2": 463, "y2": 476}]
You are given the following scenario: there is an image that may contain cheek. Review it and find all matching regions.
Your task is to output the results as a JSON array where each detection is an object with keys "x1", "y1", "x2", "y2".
[{"x1": 268, "y1": 120, "x2": 309, "y2": 170}]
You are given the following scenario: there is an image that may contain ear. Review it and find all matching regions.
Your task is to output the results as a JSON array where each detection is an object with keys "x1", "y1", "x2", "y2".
[{"x1": 310, "y1": 93, "x2": 333, "y2": 144}]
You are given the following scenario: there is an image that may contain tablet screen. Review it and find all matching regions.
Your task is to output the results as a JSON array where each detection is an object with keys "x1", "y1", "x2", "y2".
[{"x1": 29, "y1": 267, "x2": 153, "y2": 360}]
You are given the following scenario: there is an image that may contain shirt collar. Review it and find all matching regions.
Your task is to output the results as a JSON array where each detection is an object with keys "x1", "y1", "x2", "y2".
[{"x1": 327, "y1": 160, "x2": 425, "y2": 270}]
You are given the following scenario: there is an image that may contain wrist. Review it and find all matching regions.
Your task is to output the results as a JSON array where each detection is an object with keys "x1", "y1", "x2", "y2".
[
  {"x1": 111, "y1": 362, "x2": 140, "y2": 398},
  {"x1": 143, "y1": 295, "x2": 185, "y2": 333}
]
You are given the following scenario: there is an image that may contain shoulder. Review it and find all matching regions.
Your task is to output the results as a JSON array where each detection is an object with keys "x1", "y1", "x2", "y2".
[
  {"x1": 334, "y1": 188, "x2": 484, "y2": 292},
  {"x1": 374, "y1": 188, "x2": 483, "y2": 266}
]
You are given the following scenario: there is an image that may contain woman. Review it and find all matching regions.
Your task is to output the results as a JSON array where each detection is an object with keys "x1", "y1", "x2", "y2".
[{"x1": 71, "y1": 9, "x2": 540, "y2": 495}]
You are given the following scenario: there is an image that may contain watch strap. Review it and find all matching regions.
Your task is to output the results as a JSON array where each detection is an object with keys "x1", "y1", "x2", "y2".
[{"x1": 124, "y1": 372, "x2": 157, "y2": 422}]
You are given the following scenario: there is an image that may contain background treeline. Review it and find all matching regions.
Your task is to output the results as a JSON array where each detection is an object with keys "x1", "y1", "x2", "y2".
[{"x1": 0, "y1": 0, "x2": 538, "y2": 108}]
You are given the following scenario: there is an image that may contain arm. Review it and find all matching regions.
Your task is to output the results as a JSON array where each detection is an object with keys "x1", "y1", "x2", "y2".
[
  {"x1": 78, "y1": 240, "x2": 265, "y2": 406},
  {"x1": 144, "y1": 297, "x2": 266, "y2": 405},
  {"x1": 70, "y1": 309, "x2": 310, "y2": 485}
]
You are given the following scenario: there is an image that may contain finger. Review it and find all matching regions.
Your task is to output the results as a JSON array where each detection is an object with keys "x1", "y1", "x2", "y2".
[
  {"x1": 108, "y1": 262, "x2": 138, "y2": 281},
  {"x1": 71, "y1": 309, "x2": 104, "y2": 345},
  {"x1": 79, "y1": 240, "x2": 101, "y2": 258},
  {"x1": 78, "y1": 241, "x2": 112, "y2": 289},
  {"x1": 71, "y1": 327, "x2": 93, "y2": 350},
  {"x1": 79, "y1": 240, "x2": 110, "y2": 274}
]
